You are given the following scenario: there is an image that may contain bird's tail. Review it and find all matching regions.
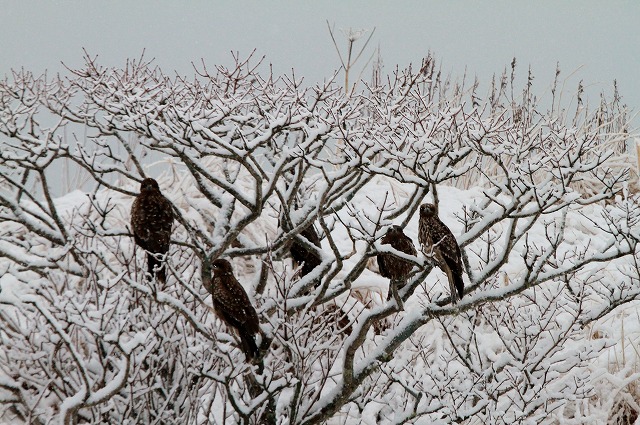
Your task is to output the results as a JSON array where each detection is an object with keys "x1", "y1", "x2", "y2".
[
  {"x1": 452, "y1": 272, "x2": 464, "y2": 303},
  {"x1": 442, "y1": 264, "x2": 463, "y2": 304},
  {"x1": 147, "y1": 253, "x2": 166, "y2": 283},
  {"x1": 386, "y1": 278, "x2": 406, "y2": 311},
  {"x1": 239, "y1": 328, "x2": 260, "y2": 361}
]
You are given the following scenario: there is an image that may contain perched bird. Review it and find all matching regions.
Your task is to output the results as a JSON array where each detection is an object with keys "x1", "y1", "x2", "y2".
[
  {"x1": 377, "y1": 225, "x2": 418, "y2": 301},
  {"x1": 131, "y1": 178, "x2": 174, "y2": 283},
  {"x1": 290, "y1": 224, "x2": 322, "y2": 278},
  {"x1": 204, "y1": 259, "x2": 261, "y2": 361},
  {"x1": 418, "y1": 203, "x2": 465, "y2": 303}
]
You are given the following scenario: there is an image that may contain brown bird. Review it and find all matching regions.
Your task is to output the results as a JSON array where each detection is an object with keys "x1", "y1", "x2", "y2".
[
  {"x1": 131, "y1": 178, "x2": 174, "y2": 283},
  {"x1": 290, "y1": 224, "x2": 322, "y2": 277},
  {"x1": 204, "y1": 259, "x2": 260, "y2": 360},
  {"x1": 418, "y1": 203, "x2": 464, "y2": 303},
  {"x1": 377, "y1": 225, "x2": 418, "y2": 301}
]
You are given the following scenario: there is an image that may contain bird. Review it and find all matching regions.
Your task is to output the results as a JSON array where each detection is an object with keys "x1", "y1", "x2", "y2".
[
  {"x1": 204, "y1": 258, "x2": 261, "y2": 361},
  {"x1": 130, "y1": 178, "x2": 174, "y2": 283},
  {"x1": 418, "y1": 203, "x2": 465, "y2": 303},
  {"x1": 377, "y1": 225, "x2": 417, "y2": 301},
  {"x1": 289, "y1": 224, "x2": 322, "y2": 278}
]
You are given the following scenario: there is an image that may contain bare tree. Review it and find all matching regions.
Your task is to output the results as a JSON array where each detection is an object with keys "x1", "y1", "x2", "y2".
[
  {"x1": 327, "y1": 20, "x2": 377, "y2": 95},
  {"x1": 0, "y1": 52, "x2": 638, "y2": 424}
]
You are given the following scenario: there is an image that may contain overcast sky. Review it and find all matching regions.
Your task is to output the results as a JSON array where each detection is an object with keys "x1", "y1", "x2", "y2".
[{"x1": 1, "y1": 1, "x2": 639, "y2": 123}]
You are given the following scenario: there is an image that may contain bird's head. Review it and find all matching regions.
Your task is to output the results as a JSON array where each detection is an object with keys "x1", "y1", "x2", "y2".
[
  {"x1": 211, "y1": 258, "x2": 234, "y2": 276},
  {"x1": 140, "y1": 178, "x2": 160, "y2": 192},
  {"x1": 381, "y1": 224, "x2": 404, "y2": 244},
  {"x1": 389, "y1": 224, "x2": 404, "y2": 234},
  {"x1": 420, "y1": 203, "x2": 437, "y2": 218},
  {"x1": 385, "y1": 224, "x2": 404, "y2": 237}
]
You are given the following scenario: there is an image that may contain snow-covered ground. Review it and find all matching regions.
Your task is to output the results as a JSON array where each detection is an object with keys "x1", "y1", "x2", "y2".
[{"x1": 2, "y1": 171, "x2": 639, "y2": 424}]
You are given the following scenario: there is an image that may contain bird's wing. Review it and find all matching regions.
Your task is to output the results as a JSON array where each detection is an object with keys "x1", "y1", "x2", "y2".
[
  {"x1": 220, "y1": 277, "x2": 260, "y2": 333},
  {"x1": 433, "y1": 222, "x2": 463, "y2": 276},
  {"x1": 377, "y1": 254, "x2": 390, "y2": 278}
]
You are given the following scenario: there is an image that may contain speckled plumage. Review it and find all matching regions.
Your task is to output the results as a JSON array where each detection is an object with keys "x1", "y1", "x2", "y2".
[
  {"x1": 204, "y1": 259, "x2": 260, "y2": 360},
  {"x1": 131, "y1": 178, "x2": 174, "y2": 283},
  {"x1": 418, "y1": 203, "x2": 464, "y2": 303},
  {"x1": 377, "y1": 225, "x2": 417, "y2": 300}
]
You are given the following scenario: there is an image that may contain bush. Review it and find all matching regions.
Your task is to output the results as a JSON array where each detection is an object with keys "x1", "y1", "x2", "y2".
[{"x1": 0, "y1": 53, "x2": 638, "y2": 424}]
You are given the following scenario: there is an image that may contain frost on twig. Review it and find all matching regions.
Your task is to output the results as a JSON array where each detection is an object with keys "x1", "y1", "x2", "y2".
[{"x1": 0, "y1": 52, "x2": 638, "y2": 424}]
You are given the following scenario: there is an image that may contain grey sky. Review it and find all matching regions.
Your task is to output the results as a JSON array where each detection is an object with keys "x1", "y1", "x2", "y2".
[{"x1": 1, "y1": 1, "x2": 639, "y2": 121}]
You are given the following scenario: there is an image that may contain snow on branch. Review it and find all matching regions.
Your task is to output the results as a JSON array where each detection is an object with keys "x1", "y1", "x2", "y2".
[{"x1": 0, "y1": 52, "x2": 638, "y2": 424}]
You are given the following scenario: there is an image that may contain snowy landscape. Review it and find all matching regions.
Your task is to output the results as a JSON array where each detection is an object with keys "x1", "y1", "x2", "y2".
[{"x1": 0, "y1": 50, "x2": 639, "y2": 424}]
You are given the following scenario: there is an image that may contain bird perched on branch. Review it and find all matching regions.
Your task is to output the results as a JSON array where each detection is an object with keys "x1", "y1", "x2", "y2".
[
  {"x1": 418, "y1": 203, "x2": 465, "y2": 303},
  {"x1": 377, "y1": 225, "x2": 417, "y2": 302},
  {"x1": 290, "y1": 224, "x2": 322, "y2": 278},
  {"x1": 131, "y1": 178, "x2": 174, "y2": 283},
  {"x1": 204, "y1": 259, "x2": 261, "y2": 361}
]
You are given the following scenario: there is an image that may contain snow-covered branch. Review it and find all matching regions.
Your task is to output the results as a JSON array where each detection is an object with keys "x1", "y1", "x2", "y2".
[{"x1": 0, "y1": 53, "x2": 637, "y2": 424}]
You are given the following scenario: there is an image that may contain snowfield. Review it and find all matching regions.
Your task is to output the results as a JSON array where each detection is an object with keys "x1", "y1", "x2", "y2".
[{"x1": 2, "y1": 171, "x2": 639, "y2": 424}]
